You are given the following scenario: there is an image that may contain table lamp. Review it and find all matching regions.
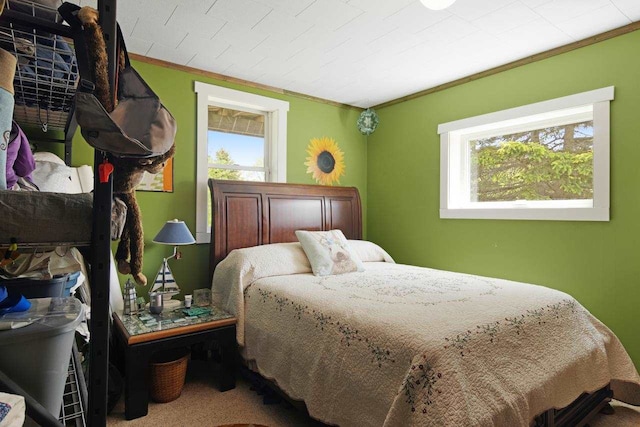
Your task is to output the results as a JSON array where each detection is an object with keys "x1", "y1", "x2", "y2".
[{"x1": 151, "y1": 219, "x2": 196, "y2": 310}]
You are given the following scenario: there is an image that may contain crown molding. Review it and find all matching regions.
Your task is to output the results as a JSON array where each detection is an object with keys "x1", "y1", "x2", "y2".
[{"x1": 129, "y1": 53, "x2": 361, "y2": 111}]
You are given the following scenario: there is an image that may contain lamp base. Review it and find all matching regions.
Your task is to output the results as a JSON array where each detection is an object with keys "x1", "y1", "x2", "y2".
[{"x1": 145, "y1": 298, "x2": 182, "y2": 312}]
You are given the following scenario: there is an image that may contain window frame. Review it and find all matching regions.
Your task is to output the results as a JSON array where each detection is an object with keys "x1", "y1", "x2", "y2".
[
  {"x1": 195, "y1": 81, "x2": 289, "y2": 243},
  {"x1": 438, "y1": 86, "x2": 613, "y2": 222}
]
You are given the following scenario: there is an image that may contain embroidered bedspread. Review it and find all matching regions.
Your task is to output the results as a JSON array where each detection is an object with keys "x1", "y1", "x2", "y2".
[{"x1": 212, "y1": 244, "x2": 640, "y2": 427}]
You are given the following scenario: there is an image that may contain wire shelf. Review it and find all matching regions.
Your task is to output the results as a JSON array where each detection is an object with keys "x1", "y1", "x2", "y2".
[
  {"x1": 0, "y1": 0, "x2": 78, "y2": 135},
  {"x1": 59, "y1": 344, "x2": 87, "y2": 427}
]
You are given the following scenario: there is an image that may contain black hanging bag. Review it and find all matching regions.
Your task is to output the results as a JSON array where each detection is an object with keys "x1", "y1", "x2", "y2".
[{"x1": 59, "y1": 3, "x2": 176, "y2": 158}]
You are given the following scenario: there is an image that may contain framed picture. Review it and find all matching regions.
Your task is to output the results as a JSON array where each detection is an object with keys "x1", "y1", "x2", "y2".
[{"x1": 136, "y1": 158, "x2": 173, "y2": 192}]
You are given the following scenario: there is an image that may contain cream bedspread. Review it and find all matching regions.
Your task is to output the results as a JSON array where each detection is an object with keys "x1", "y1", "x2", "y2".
[{"x1": 212, "y1": 243, "x2": 640, "y2": 427}]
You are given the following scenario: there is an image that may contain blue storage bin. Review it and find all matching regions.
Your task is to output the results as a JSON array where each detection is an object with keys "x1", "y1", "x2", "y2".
[
  {"x1": 62, "y1": 271, "x2": 81, "y2": 297},
  {"x1": 0, "y1": 271, "x2": 81, "y2": 299}
]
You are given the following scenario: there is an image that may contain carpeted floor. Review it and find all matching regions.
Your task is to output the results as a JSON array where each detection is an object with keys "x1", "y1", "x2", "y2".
[
  {"x1": 107, "y1": 360, "x2": 323, "y2": 427},
  {"x1": 107, "y1": 360, "x2": 639, "y2": 426}
]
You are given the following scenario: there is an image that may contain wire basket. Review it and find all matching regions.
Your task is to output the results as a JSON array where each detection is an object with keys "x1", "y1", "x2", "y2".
[
  {"x1": 149, "y1": 349, "x2": 190, "y2": 403},
  {"x1": 0, "y1": 0, "x2": 79, "y2": 133}
]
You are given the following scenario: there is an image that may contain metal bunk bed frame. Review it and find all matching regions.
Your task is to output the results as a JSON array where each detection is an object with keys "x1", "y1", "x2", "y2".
[
  {"x1": 89, "y1": 2, "x2": 115, "y2": 426},
  {"x1": 0, "y1": 1, "x2": 115, "y2": 426}
]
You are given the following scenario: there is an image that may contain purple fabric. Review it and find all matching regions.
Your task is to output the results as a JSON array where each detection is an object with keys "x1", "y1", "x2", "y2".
[{"x1": 5, "y1": 121, "x2": 35, "y2": 188}]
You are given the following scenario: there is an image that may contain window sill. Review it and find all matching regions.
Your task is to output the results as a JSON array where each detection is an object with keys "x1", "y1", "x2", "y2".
[
  {"x1": 196, "y1": 232, "x2": 210, "y2": 244},
  {"x1": 440, "y1": 207, "x2": 609, "y2": 221}
]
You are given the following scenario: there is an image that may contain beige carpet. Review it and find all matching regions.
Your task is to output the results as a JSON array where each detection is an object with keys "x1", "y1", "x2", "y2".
[
  {"x1": 107, "y1": 360, "x2": 639, "y2": 426},
  {"x1": 107, "y1": 360, "x2": 323, "y2": 427}
]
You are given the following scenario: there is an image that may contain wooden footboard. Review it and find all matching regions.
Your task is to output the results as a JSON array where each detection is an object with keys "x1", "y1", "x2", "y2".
[
  {"x1": 533, "y1": 385, "x2": 613, "y2": 427},
  {"x1": 247, "y1": 361, "x2": 612, "y2": 427}
]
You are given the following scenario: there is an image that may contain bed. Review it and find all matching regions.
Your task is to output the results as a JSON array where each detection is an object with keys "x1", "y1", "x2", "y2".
[{"x1": 208, "y1": 179, "x2": 640, "y2": 427}]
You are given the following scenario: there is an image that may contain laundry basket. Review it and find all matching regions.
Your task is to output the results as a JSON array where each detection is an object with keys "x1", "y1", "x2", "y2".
[
  {"x1": 149, "y1": 348, "x2": 190, "y2": 403},
  {"x1": 0, "y1": 298, "x2": 83, "y2": 417}
]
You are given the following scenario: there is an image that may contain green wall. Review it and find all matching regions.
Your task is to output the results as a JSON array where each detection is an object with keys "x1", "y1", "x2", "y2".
[
  {"x1": 70, "y1": 59, "x2": 367, "y2": 298},
  {"x1": 368, "y1": 31, "x2": 640, "y2": 368},
  {"x1": 61, "y1": 30, "x2": 639, "y2": 368}
]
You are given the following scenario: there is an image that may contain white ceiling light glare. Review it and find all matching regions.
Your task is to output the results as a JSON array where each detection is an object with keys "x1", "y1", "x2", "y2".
[{"x1": 420, "y1": 0, "x2": 456, "y2": 11}]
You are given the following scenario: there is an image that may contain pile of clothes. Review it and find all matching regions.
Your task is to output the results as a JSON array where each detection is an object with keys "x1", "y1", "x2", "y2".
[
  {"x1": 0, "y1": 0, "x2": 77, "y2": 111},
  {"x1": 2, "y1": 120, "x2": 37, "y2": 191},
  {"x1": 14, "y1": 34, "x2": 78, "y2": 112}
]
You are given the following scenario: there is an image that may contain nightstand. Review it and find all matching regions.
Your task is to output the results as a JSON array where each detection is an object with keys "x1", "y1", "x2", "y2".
[{"x1": 112, "y1": 304, "x2": 236, "y2": 420}]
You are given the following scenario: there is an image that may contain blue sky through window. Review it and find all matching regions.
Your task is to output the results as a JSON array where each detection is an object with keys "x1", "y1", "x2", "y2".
[{"x1": 208, "y1": 130, "x2": 264, "y2": 166}]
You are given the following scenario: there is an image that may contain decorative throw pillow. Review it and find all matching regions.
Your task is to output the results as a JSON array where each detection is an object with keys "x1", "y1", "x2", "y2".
[{"x1": 295, "y1": 229, "x2": 364, "y2": 276}]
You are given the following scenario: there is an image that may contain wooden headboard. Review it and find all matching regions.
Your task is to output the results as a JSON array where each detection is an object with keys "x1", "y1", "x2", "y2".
[{"x1": 208, "y1": 179, "x2": 362, "y2": 275}]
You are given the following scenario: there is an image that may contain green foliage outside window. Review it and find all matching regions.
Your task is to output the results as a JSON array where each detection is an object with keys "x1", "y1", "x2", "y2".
[
  {"x1": 207, "y1": 148, "x2": 240, "y2": 227},
  {"x1": 470, "y1": 121, "x2": 594, "y2": 202},
  {"x1": 208, "y1": 148, "x2": 241, "y2": 180}
]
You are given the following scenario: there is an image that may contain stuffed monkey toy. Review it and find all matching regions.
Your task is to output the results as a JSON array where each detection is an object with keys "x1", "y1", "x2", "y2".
[
  {"x1": 77, "y1": 7, "x2": 113, "y2": 112},
  {"x1": 111, "y1": 148, "x2": 174, "y2": 286},
  {"x1": 78, "y1": 7, "x2": 175, "y2": 286}
]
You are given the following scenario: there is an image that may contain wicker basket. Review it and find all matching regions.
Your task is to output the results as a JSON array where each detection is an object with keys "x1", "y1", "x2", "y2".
[{"x1": 149, "y1": 349, "x2": 190, "y2": 403}]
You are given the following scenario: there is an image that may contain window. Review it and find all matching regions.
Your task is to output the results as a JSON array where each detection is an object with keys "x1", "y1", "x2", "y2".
[
  {"x1": 438, "y1": 87, "x2": 613, "y2": 221},
  {"x1": 195, "y1": 82, "x2": 289, "y2": 243},
  {"x1": 208, "y1": 107, "x2": 268, "y2": 181}
]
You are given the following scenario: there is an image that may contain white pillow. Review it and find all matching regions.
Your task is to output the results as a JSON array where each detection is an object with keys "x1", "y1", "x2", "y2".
[
  {"x1": 32, "y1": 152, "x2": 94, "y2": 194},
  {"x1": 33, "y1": 151, "x2": 65, "y2": 164},
  {"x1": 30, "y1": 160, "x2": 72, "y2": 193},
  {"x1": 348, "y1": 240, "x2": 395, "y2": 263},
  {"x1": 295, "y1": 229, "x2": 364, "y2": 276}
]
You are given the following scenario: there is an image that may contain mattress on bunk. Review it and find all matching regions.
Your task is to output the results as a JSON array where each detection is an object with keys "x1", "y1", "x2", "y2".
[{"x1": 0, "y1": 191, "x2": 92, "y2": 244}]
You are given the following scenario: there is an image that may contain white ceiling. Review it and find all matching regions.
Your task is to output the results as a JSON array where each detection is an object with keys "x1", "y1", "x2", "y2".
[{"x1": 75, "y1": 0, "x2": 640, "y2": 108}]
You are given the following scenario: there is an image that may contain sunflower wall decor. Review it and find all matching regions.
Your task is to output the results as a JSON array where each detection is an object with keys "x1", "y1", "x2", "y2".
[{"x1": 304, "y1": 137, "x2": 345, "y2": 186}]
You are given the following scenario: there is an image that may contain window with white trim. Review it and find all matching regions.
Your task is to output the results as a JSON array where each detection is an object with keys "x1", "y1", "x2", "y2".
[
  {"x1": 195, "y1": 82, "x2": 289, "y2": 243},
  {"x1": 438, "y1": 87, "x2": 613, "y2": 221},
  {"x1": 208, "y1": 106, "x2": 269, "y2": 181}
]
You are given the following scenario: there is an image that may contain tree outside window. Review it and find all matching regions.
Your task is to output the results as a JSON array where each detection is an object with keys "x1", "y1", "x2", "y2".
[
  {"x1": 470, "y1": 121, "x2": 594, "y2": 202},
  {"x1": 208, "y1": 148, "x2": 241, "y2": 181}
]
